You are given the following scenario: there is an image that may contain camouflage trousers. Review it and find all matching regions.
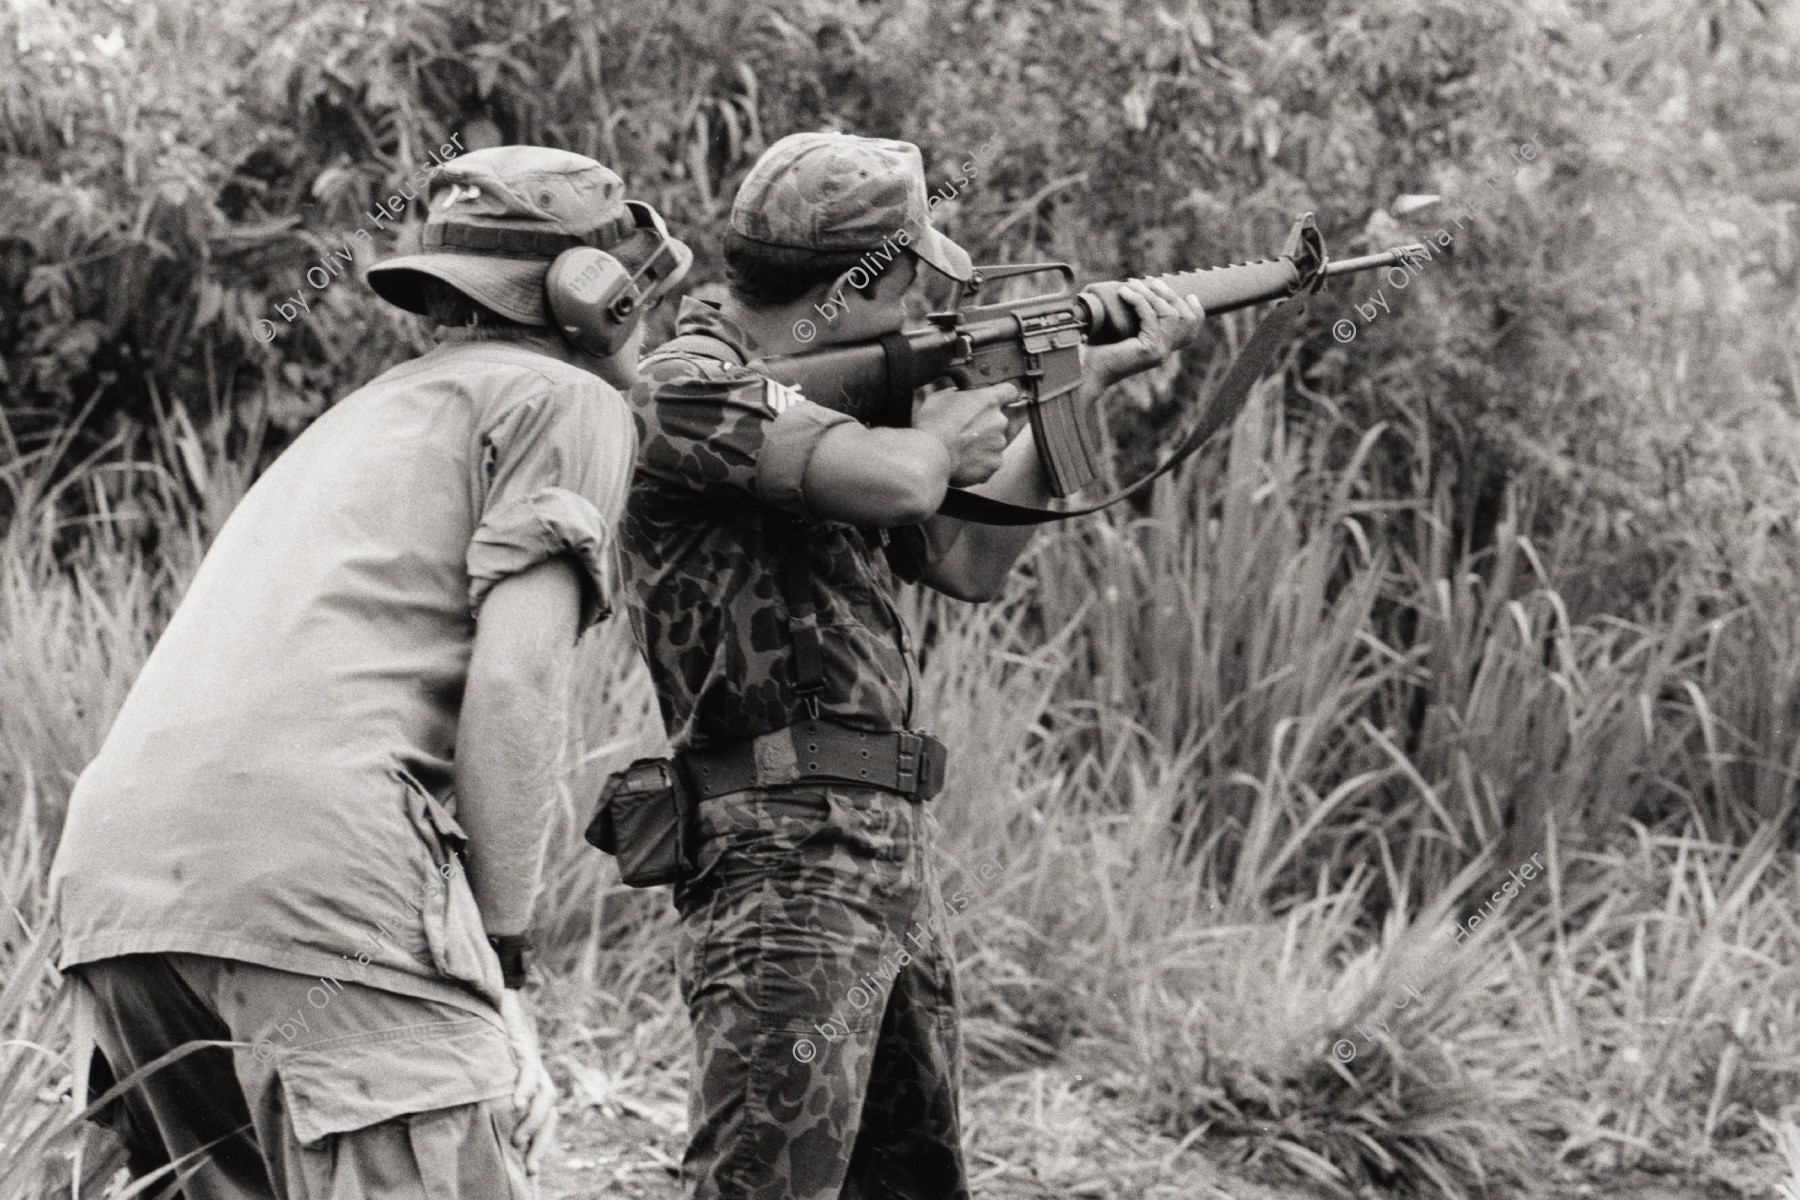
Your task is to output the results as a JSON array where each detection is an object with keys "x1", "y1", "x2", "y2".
[{"x1": 673, "y1": 783, "x2": 968, "y2": 1200}]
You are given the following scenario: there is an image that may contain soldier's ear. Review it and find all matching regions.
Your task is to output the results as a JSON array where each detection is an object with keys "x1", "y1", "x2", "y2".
[
  {"x1": 834, "y1": 255, "x2": 915, "y2": 305},
  {"x1": 873, "y1": 254, "x2": 919, "y2": 305},
  {"x1": 827, "y1": 265, "x2": 879, "y2": 303}
]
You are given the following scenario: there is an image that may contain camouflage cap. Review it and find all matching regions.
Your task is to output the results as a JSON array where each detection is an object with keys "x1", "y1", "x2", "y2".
[
  {"x1": 730, "y1": 131, "x2": 974, "y2": 283},
  {"x1": 367, "y1": 145, "x2": 639, "y2": 325}
]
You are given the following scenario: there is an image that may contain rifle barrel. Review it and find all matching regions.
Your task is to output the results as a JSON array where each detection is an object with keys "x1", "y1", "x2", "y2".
[{"x1": 1324, "y1": 244, "x2": 1428, "y2": 277}]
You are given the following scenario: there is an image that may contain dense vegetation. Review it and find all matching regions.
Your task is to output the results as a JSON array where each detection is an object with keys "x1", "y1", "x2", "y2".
[{"x1": 4, "y1": 0, "x2": 1799, "y2": 1196}]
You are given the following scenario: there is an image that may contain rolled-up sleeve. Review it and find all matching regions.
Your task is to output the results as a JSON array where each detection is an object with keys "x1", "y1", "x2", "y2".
[
  {"x1": 755, "y1": 404, "x2": 856, "y2": 516},
  {"x1": 634, "y1": 361, "x2": 855, "y2": 517},
  {"x1": 466, "y1": 379, "x2": 635, "y2": 631}
]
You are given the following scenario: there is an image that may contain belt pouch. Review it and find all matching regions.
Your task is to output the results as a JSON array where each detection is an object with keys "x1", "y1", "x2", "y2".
[{"x1": 585, "y1": 757, "x2": 693, "y2": 887}]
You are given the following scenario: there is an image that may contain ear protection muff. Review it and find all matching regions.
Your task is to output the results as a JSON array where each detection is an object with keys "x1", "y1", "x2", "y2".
[{"x1": 545, "y1": 201, "x2": 692, "y2": 357}]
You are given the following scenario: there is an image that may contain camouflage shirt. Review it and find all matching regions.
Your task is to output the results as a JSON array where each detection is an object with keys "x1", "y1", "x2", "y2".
[{"x1": 622, "y1": 299, "x2": 927, "y2": 751}]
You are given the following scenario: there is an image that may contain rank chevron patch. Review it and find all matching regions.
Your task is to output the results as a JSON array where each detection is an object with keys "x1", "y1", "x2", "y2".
[{"x1": 762, "y1": 378, "x2": 809, "y2": 415}]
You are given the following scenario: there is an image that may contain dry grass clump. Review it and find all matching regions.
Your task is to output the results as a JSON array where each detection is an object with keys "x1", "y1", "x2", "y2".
[{"x1": 5, "y1": 401, "x2": 1799, "y2": 1198}]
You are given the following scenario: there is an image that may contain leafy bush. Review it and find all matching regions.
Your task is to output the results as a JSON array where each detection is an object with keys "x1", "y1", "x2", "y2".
[{"x1": 5, "y1": 0, "x2": 1794, "y2": 590}]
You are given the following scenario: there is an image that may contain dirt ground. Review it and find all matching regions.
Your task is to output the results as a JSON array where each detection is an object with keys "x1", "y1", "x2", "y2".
[
  {"x1": 533, "y1": 1061, "x2": 1785, "y2": 1200},
  {"x1": 536, "y1": 1064, "x2": 1319, "y2": 1200},
  {"x1": 61, "y1": 1057, "x2": 1779, "y2": 1199}
]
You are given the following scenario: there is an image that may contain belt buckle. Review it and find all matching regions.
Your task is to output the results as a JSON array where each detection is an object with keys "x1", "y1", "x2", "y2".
[{"x1": 895, "y1": 731, "x2": 922, "y2": 798}]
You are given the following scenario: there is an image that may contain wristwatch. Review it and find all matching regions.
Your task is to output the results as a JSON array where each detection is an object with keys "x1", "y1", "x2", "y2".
[{"x1": 487, "y1": 934, "x2": 530, "y2": 990}]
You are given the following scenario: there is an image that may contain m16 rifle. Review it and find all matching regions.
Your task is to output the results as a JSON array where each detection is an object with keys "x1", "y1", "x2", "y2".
[{"x1": 752, "y1": 213, "x2": 1423, "y2": 523}]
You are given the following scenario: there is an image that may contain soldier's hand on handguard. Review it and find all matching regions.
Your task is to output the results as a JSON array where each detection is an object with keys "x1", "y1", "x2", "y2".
[
  {"x1": 1082, "y1": 277, "x2": 1205, "y2": 390},
  {"x1": 914, "y1": 380, "x2": 1020, "y2": 488}
]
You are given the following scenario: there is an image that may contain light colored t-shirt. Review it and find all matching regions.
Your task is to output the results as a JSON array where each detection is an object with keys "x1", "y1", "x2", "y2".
[{"x1": 50, "y1": 333, "x2": 632, "y2": 1015}]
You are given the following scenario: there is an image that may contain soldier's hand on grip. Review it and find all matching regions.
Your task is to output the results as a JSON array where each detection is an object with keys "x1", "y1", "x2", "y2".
[{"x1": 914, "y1": 381, "x2": 1018, "y2": 488}]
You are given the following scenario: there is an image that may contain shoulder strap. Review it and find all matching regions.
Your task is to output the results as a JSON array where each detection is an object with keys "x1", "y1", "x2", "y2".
[{"x1": 777, "y1": 516, "x2": 827, "y2": 716}]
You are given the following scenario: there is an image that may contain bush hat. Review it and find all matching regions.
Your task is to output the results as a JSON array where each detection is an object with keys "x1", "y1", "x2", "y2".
[{"x1": 369, "y1": 145, "x2": 662, "y2": 326}]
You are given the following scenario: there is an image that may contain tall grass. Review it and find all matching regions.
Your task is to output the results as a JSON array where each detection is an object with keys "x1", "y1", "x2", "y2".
[{"x1": 4, "y1": 388, "x2": 1799, "y2": 1197}]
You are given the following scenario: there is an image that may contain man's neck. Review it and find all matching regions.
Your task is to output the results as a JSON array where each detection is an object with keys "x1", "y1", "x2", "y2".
[
  {"x1": 715, "y1": 292, "x2": 908, "y2": 358},
  {"x1": 432, "y1": 325, "x2": 617, "y2": 382},
  {"x1": 435, "y1": 325, "x2": 563, "y2": 352},
  {"x1": 716, "y1": 296, "x2": 805, "y2": 356}
]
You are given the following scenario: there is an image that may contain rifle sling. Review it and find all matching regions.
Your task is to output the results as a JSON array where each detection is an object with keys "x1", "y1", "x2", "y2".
[
  {"x1": 937, "y1": 297, "x2": 1306, "y2": 525},
  {"x1": 879, "y1": 331, "x2": 916, "y2": 427}
]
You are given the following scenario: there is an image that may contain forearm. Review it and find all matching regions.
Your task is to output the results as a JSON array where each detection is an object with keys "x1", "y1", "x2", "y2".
[
  {"x1": 918, "y1": 429, "x2": 1049, "y2": 599},
  {"x1": 454, "y1": 560, "x2": 582, "y2": 938},
  {"x1": 455, "y1": 668, "x2": 568, "y2": 937},
  {"x1": 803, "y1": 422, "x2": 955, "y2": 526}
]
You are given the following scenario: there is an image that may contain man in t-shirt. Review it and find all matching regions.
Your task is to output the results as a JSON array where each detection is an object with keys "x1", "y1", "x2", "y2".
[{"x1": 49, "y1": 145, "x2": 689, "y2": 1198}]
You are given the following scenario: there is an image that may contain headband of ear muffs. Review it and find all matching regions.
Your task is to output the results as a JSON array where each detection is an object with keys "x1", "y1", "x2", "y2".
[{"x1": 545, "y1": 201, "x2": 693, "y2": 356}]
